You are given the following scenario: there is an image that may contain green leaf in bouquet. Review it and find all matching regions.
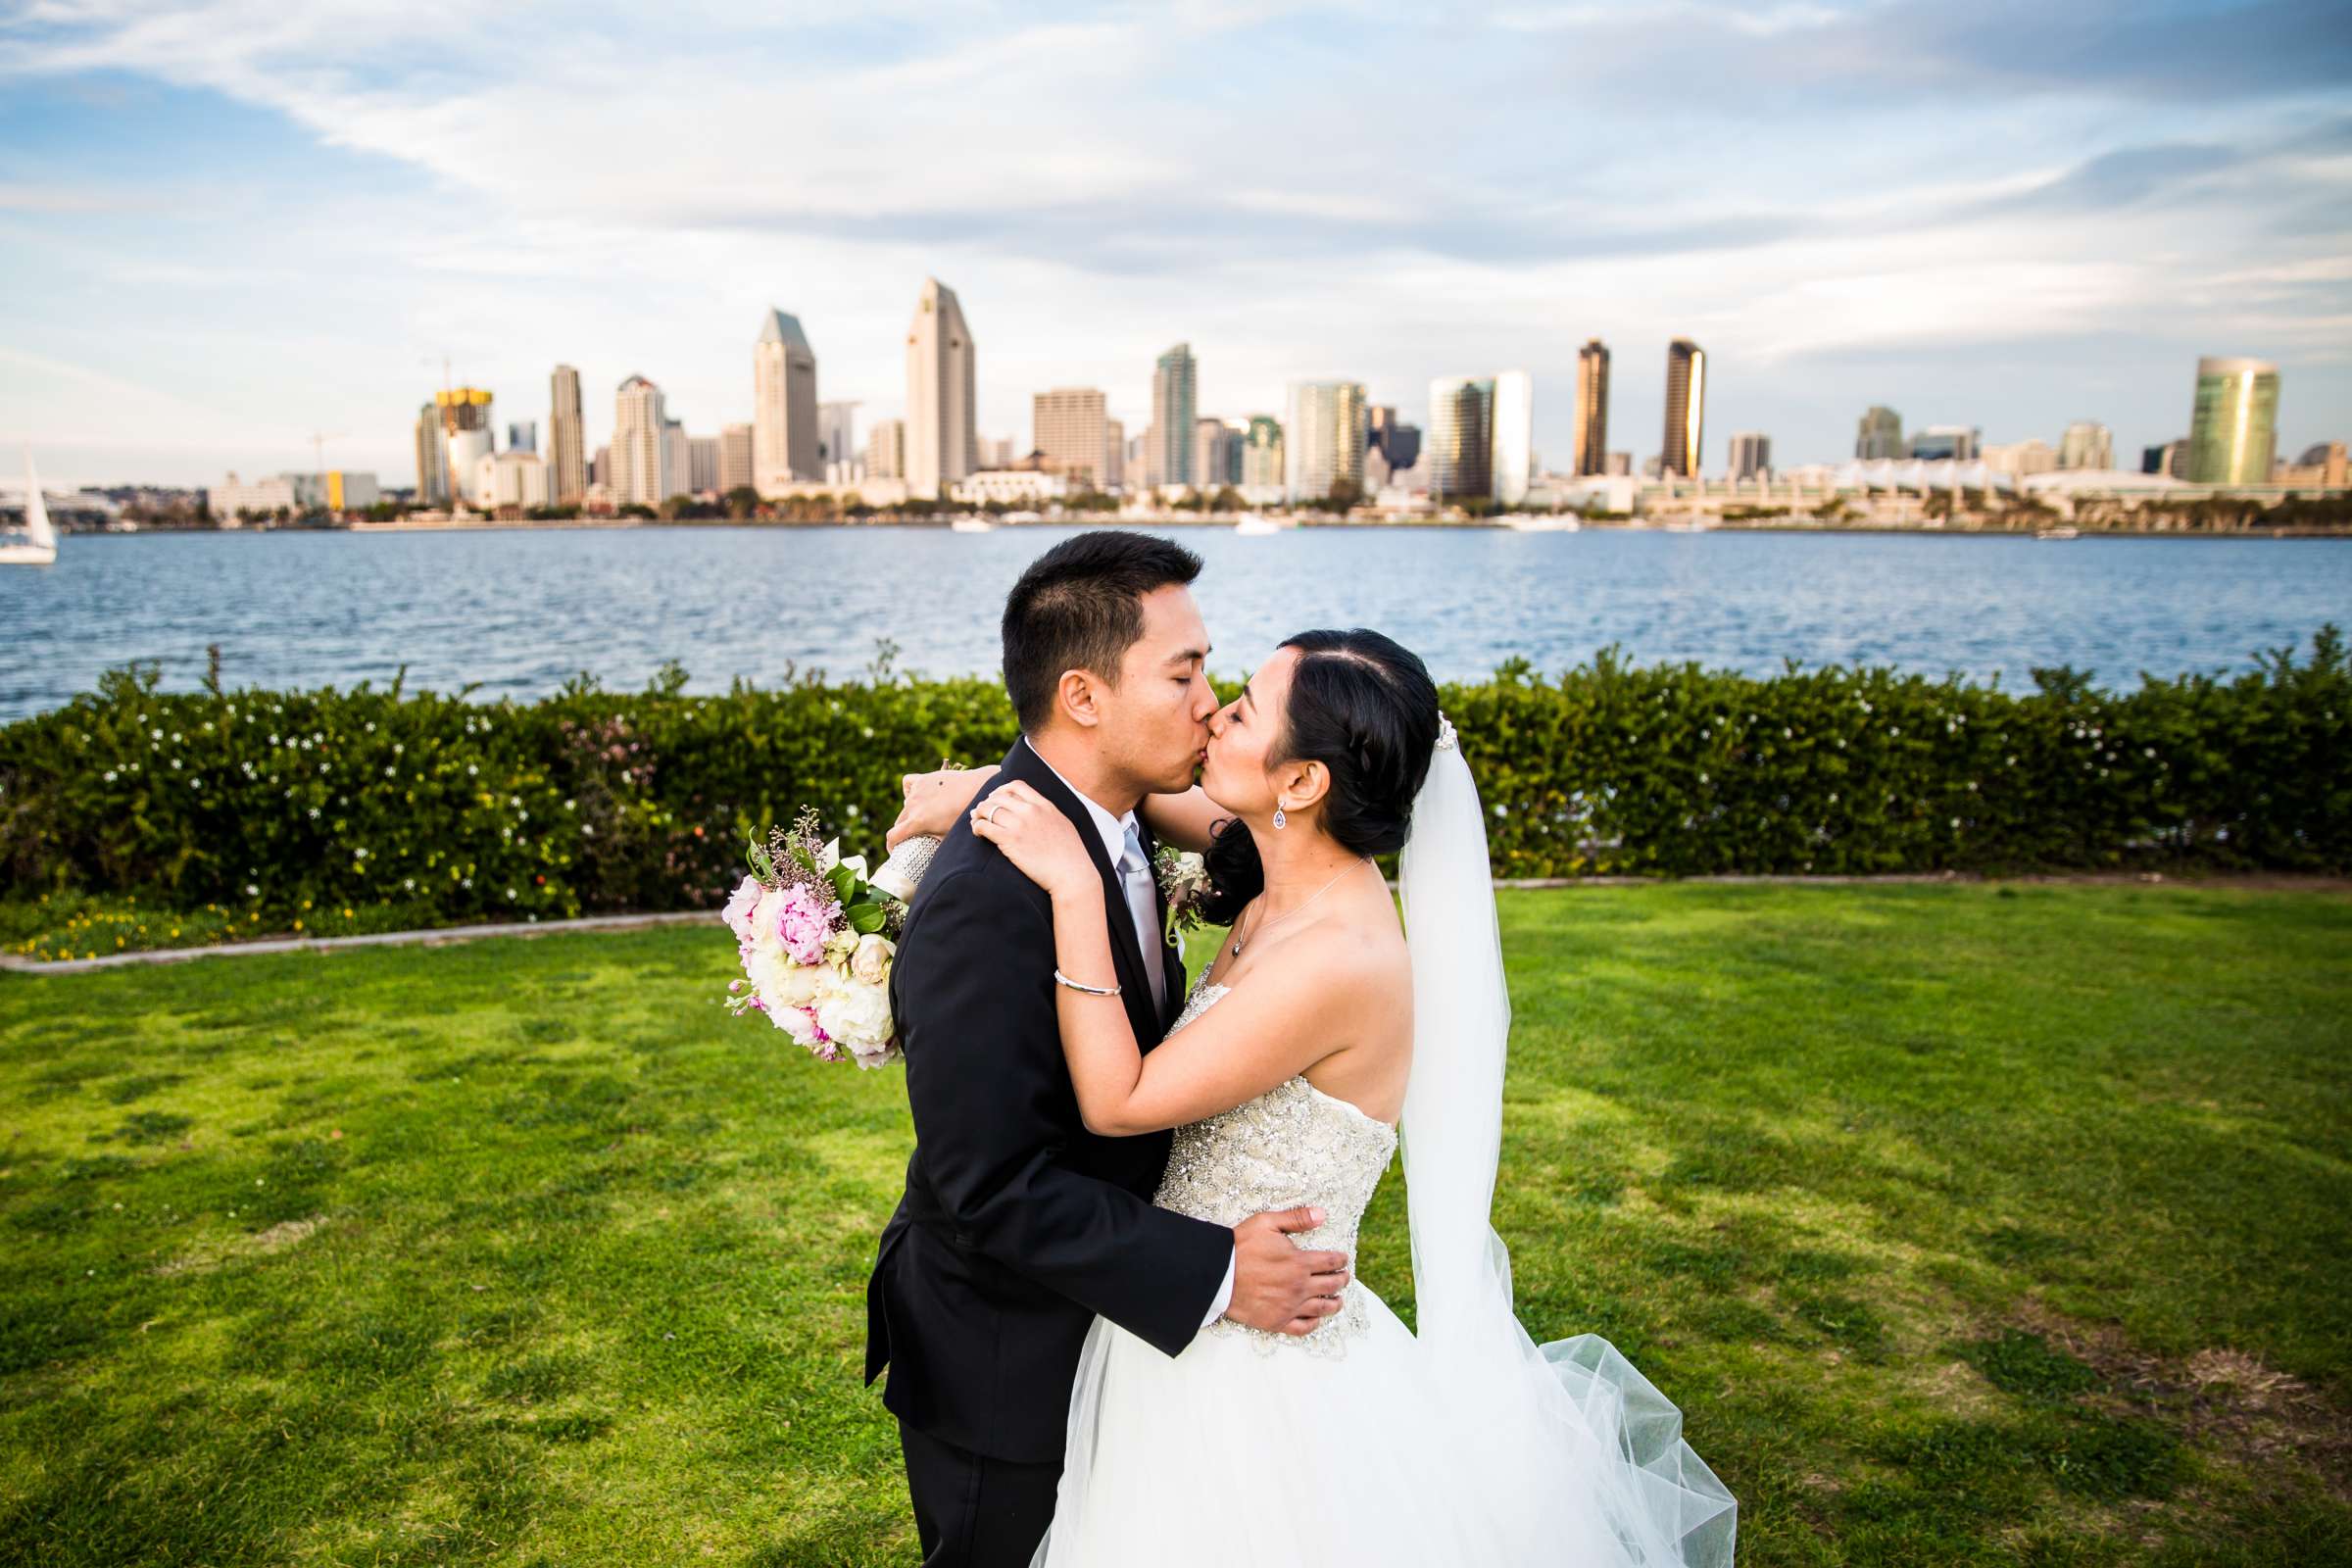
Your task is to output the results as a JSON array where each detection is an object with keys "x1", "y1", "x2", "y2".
[
  {"x1": 827, "y1": 862, "x2": 858, "y2": 904},
  {"x1": 788, "y1": 840, "x2": 821, "y2": 876},
  {"x1": 846, "y1": 901, "x2": 888, "y2": 935}
]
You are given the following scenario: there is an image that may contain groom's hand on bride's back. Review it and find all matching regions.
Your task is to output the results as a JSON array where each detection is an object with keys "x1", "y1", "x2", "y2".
[{"x1": 1226, "y1": 1207, "x2": 1351, "y2": 1336}]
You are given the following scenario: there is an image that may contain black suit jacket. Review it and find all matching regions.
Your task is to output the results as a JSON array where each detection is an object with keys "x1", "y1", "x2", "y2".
[{"x1": 864, "y1": 739, "x2": 1232, "y2": 1463}]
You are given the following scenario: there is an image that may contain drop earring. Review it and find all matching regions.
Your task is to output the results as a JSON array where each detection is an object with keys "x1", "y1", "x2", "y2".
[{"x1": 1272, "y1": 806, "x2": 1287, "y2": 830}]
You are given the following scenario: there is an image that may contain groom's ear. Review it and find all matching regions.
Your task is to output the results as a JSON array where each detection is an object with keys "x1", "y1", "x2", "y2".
[{"x1": 1054, "y1": 666, "x2": 1106, "y2": 730}]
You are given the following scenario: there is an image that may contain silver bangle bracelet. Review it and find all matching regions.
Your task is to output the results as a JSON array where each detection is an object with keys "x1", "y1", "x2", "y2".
[{"x1": 1053, "y1": 968, "x2": 1122, "y2": 997}]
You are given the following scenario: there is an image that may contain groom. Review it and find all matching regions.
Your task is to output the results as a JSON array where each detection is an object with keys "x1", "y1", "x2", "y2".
[{"x1": 867, "y1": 531, "x2": 1351, "y2": 1566}]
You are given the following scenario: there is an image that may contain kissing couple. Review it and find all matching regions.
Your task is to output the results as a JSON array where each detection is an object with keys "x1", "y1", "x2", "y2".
[{"x1": 864, "y1": 530, "x2": 1736, "y2": 1565}]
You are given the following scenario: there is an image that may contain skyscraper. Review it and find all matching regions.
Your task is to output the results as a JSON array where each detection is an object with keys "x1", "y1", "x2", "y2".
[
  {"x1": 1728, "y1": 432, "x2": 1772, "y2": 481},
  {"x1": 1367, "y1": 407, "x2": 1420, "y2": 475},
  {"x1": 2185, "y1": 357, "x2": 2279, "y2": 486},
  {"x1": 1152, "y1": 344, "x2": 1198, "y2": 487},
  {"x1": 905, "y1": 278, "x2": 976, "y2": 499},
  {"x1": 1662, "y1": 339, "x2": 1705, "y2": 477},
  {"x1": 1492, "y1": 369, "x2": 1533, "y2": 505},
  {"x1": 1285, "y1": 382, "x2": 1367, "y2": 504},
  {"x1": 1243, "y1": 416, "x2": 1284, "y2": 490},
  {"x1": 817, "y1": 400, "x2": 859, "y2": 483},
  {"x1": 1908, "y1": 425, "x2": 1980, "y2": 462},
  {"x1": 866, "y1": 418, "x2": 906, "y2": 481},
  {"x1": 507, "y1": 420, "x2": 537, "y2": 454},
  {"x1": 550, "y1": 366, "x2": 587, "y2": 505},
  {"x1": 435, "y1": 387, "x2": 495, "y2": 508},
  {"x1": 663, "y1": 418, "x2": 691, "y2": 499},
  {"x1": 1428, "y1": 377, "x2": 1494, "y2": 504},
  {"x1": 1855, "y1": 406, "x2": 1904, "y2": 461},
  {"x1": 718, "y1": 423, "x2": 755, "y2": 494},
  {"x1": 754, "y1": 309, "x2": 820, "y2": 494},
  {"x1": 2058, "y1": 420, "x2": 2113, "y2": 471},
  {"x1": 1102, "y1": 418, "x2": 1125, "y2": 489},
  {"x1": 413, "y1": 403, "x2": 448, "y2": 506},
  {"x1": 1195, "y1": 417, "x2": 1239, "y2": 493},
  {"x1": 1033, "y1": 387, "x2": 1109, "y2": 486},
  {"x1": 1574, "y1": 340, "x2": 1610, "y2": 476},
  {"x1": 611, "y1": 374, "x2": 668, "y2": 507},
  {"x1": 689, "y1": 435, "x2": 719, "y2": 494}
]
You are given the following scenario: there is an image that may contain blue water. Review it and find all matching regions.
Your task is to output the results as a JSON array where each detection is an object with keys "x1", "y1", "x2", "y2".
[{"x1": 3, "y1": 524, "x2": 2347, "y2": 719}]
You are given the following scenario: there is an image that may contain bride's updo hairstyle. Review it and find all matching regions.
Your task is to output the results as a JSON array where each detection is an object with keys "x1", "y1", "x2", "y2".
[{"x1": 1198, "y1": 628, "x2": 1442, "y2": 927}]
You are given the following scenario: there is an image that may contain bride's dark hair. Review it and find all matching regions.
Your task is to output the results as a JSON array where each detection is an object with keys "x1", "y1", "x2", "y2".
[{"x1": 1197, "y1": 628, "x2": 1443, "y2": 927}]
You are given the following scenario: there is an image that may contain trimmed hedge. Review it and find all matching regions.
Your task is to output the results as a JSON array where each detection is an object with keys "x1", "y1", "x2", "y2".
[{"x1": 2, "y1": 630, "x2": 2345, "y2": 926}]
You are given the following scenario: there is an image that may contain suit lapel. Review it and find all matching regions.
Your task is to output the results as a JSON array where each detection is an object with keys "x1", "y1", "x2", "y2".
[{"x1": 998, "y1": 742, "x2": 1164, "y2": 1048}]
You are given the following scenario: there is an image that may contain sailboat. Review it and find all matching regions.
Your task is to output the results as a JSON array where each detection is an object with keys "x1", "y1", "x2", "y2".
[{"x1": 2, "y1": 450, "x2": 59, "y2": 566}]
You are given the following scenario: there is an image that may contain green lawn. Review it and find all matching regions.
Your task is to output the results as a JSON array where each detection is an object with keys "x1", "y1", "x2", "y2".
[{"x1": 3, "y1": 885, "x2": 2348, "y2": 1566}]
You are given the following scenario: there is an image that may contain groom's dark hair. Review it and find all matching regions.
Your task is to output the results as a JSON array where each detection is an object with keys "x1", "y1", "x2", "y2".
[{"x1": 1002, "y1": 531, "x2": 1202, "y2": 732}]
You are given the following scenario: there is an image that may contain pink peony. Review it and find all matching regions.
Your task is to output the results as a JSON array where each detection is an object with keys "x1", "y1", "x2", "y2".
[
  {"x1": 773, "y1": 882, "x2": 841, "y2": 966},
  {"x1": 721, "y1": 875, "x2": 764, "y2": 941}
]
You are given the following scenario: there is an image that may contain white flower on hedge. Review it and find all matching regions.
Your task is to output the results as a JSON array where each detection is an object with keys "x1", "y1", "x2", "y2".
[{"x1": 815, "y1": 972, "x2": 894, "y2": 1055}]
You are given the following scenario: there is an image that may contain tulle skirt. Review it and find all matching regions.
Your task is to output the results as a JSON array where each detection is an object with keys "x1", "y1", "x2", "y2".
[{"x1": 1032, "y1": 1283, "x2": 1737, "y2": 1566}]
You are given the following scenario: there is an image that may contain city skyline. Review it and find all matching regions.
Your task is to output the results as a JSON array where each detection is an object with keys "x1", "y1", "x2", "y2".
[{"x1": 2, "y1": 3, "x2": 2349, "y2": 488}]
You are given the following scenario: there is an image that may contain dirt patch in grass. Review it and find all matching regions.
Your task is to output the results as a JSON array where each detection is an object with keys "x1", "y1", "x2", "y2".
[{"x1": 155, "y1": 1212, "x2": 329, "y2": 1276}]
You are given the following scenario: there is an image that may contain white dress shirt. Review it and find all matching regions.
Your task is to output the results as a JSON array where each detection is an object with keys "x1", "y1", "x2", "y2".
[{"x1": 1022, "y1": 738, "x2": 1236, "y2": 1328}]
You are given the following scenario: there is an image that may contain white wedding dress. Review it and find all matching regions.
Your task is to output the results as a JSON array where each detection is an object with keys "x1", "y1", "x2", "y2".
[{"x1": 1032, "y1": 724, "x2": 1737, "y2": 1566}]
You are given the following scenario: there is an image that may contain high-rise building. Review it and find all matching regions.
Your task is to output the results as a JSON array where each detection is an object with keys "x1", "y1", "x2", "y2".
[
  {"x1": 412, "y1": 403, "x2": 448, "y2": 506},
  {"x1": 1855, "y1": 405, "x2": 1904, "y2": 461},
  {"x1": 431, "y1": 386, "x2": 495, "y2": 503},
  {"x1": 1728, "y1": 432, "x2": 1772, "y2": 481},
  {"x1": 2279, "y1": 440, "x2": 2347, "y2": 488},
  {"x1": 1034, "y1": 387, "x2": 1109, "y2": 486},
  {"x1": 663, "y1": 419, "x2": 692, "y2": 498},
  {"x1": 689, "y1": 435, "x2": 719, "y2": 494},
  {"x1": 1492, "y1": 369, "x2": 1533, "y2": 505},
  {"x1": 817, "y1": 400, "x2": 859, "y2": 483},
  {"x1": 905, "y1": 278, "x2": 976, "y2": 498},
  {"x1": 611, "y1": 375, "x2": 669, "y2": 507},
  {"x1": 1194, "y1": 417, "x2": 1240, "y2": 493},
  {"x1": 504, "y1": 420, "x2": 534, "y2": 453},
  {"x1": 1428, "y1": 377, "x2": 1494, "y2": 504},
  {"x1": 1984, "y1": 439, "x2": 2056, "y2": 476},
  {"x1": 1662, "y1": 339, "x2": 1705, "y2": 477},
  {"x1": 590, "y1": 445, "x2": 610, "y2": 489},
  {"x1": 1605, "y1": 452, "x2": 1632, "y2": 476},
  {"x1": 1574, "y1": 340, "x2": 1610, "y2": 475},
  {"x1": 1367, "y1": 406, "x2": 1420, "y2": 475},
  {"x1": 2141, "y1": 440, "x2": 2187, "y2": 477},
  {"x1": 754, "y1": 309, "x2": 820, "y2": 493},
  {"x1": 1243, "y1": 416, "x2": 1284, "y2": 490},
  {"x1": 1285, "y1": 381, "x2": 1367, "y2": 504},
  {"x1": 718, "y1": 423, "x2": 755, "y2": 494},
  {"x1": 1102, "y1": 417, "x2": 1125, "y2": 489},
  {"x1": 2058, "y1": 420, "x2": 2113, "y2": 471},
  {"x1": 2185, "y1": 357, "x2": 2279, "y2": 486},
  {"x1": 979, "y1": 436, "x2": 1017, "y2": 468},
  {"x1": 866, "y1": 418, "x2": 906, "y2": 481},
  {"x1": 550, "y1": 366, "x2": 587, "y2": 505},
  {"x1": 1908, "y1": 425, "x2": 1980, "y2": 462},
  {"x1": 1152, "y1": 344, "x2": 1198, "y2": 487}
]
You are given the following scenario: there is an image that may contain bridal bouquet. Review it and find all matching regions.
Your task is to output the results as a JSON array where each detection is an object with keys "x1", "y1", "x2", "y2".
[{"x1": 720, "y1": 808, "x2": 917, "y2": 1068}]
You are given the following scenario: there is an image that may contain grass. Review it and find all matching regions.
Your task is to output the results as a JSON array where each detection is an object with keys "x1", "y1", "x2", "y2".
[{"x1": 2, "y1": 883, "x2": 2348, "y2": 1566}]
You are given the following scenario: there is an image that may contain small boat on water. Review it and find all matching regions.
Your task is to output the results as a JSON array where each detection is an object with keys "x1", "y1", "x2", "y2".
[
  {"x1": 1503, "y1": 513, "x2": 1580, "y2": 532},
  {"x1": 2034, "y1": 525, "x2": 2081, "y2": 541},
  {"x1": 1234, "y1": 514, "x2": 1283, "y2": 536},
  {"x1": 950, "y1": 516, "x2": 996, "y2": 534},
  {"x1": 1, "y1": 449, "x2": 59, "y2": 566}
]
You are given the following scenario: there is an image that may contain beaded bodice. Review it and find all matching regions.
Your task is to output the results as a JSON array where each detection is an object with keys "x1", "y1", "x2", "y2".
[{"x1": 1152, "y1": 974, "x2": 1398, "y2": 1355}]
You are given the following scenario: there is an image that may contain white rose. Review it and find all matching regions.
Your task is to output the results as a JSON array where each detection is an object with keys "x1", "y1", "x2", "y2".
[
  {"x1": 823, "y1": 925, "x2": 859, "y2": 964},
  {"x1": 850, "y1": 933, "x2": 895, "y2": 987},
  {"x1": 815, "y1": 973, "x2": 895, "y2": 1053}
]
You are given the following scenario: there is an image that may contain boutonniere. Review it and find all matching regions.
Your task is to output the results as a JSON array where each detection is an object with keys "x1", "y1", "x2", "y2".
[{"x1": 1152, "y1": 847, "x2": 1212, "y2": 949}]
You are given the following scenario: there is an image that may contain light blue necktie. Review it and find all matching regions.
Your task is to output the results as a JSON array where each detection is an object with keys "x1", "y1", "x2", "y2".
[{"x1": 1117, "y1": 820, "x2": 1166, "y2": 1014}]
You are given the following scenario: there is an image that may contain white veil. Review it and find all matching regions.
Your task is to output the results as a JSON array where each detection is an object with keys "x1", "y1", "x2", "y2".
[{"x1": 1398, "y1": 716, "x2": 1738, "y2": 1565}]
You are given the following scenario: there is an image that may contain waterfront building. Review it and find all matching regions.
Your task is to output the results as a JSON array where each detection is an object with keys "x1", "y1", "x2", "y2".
[
  {"x1": 550, "y1": 366, "x2": 587, "y2": 505},
  {"x1": 1728, "y1": 431, "x2": 1772, "y2": 481},
  {"x1": 611, "y1": 374, "x2": 669, "y2": 507},
  {"x1": 1493, "y1": 370, "x2": 1533, "y2": 505},
  {"x1": 2185, "y1": 357, "x2": 2279, "y2": 486},
  {"x1": 1102, "y1": 417, "x2": 1125, "y2": 489},
  {"x1": 754, "y1": 309, "x2": 820, "y2": 493},
  {"x1": 1605, "y1": 452, "x2": 1632, "y2": 476},
  {"x1": 1573, "y1": 341, "x2": 1610, "y2": 476},
  {"x1": 1908, "y1": 424, "x2": 1980, "y2": 462},
  {"x1": 663, "y1": 419, "x2": 692, "y2": 498},
  {"x1": 2058, "y1": 420, "x2": 2112, "y2": 470},
  {"x1": 477, "y1": 451, "x2": 550, "y2": 511},
  {"x1": 2278, "y1": 441, "x2": 2347, "y2": 488},
  {"x1": 1242, "y1": 416, "x2": 1284, "y2": 490},
  {"x1": 1284, "y1": 381, "x2": 1367, "y2": 504},
  {"x1": 866, "y1": 417, "x2": 906, "y2": 481},
  {"x1": 1983, "y1": 439, "x2": 2057, "y2": 476},
  {"x1": 815, "y1": 400, "x2": 858, "y2": 484},
  {"x1": 1855, "y1": 405, "x2": 1903, "y2": 461},
  {"x1": 1152, "y1": 344, "x2": 1198, "y2": 487},
  {"x1": 1662, "y1": 339, "x2": 1705, "y2": 477},
  {"x1": 1193, "y1": 416, "x2": 1241, "y2": 492},
  {"x1": 689, "y1": 436, "x2": 719, "y2": 494},
  {"x1": 905, "y1": 278, "x2": 977, "y2": 499},
  {"x1": 718, "y1": 423, "x2": 755, "y2": 493},
  {"x1": 1428, "y1": 377, "x2": 1494, "y2": 504},
  {"x1": 412, "y1": 404, "x2": 447, "y2": 506}
]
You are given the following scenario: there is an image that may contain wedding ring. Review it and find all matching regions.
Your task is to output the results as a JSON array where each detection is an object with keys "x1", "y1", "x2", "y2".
[{"x1": 986, "y1": 804, "x2": 1007, "y2": 825}]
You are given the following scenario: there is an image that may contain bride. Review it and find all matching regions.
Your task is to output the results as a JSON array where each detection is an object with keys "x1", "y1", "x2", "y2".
[{"x1": 899, "y1": 627, "x2": 1735, "y2": 1566}]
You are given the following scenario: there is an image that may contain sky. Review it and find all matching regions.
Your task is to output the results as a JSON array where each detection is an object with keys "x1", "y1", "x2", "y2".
[{"x1": 2, "y1": 0, "x2": 2349, "y2": 491}]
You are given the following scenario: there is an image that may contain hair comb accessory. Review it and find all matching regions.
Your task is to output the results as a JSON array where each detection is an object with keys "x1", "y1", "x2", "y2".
[{"x1": 1436, "y1": 713, "x2": 1457, "y2": 751}]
